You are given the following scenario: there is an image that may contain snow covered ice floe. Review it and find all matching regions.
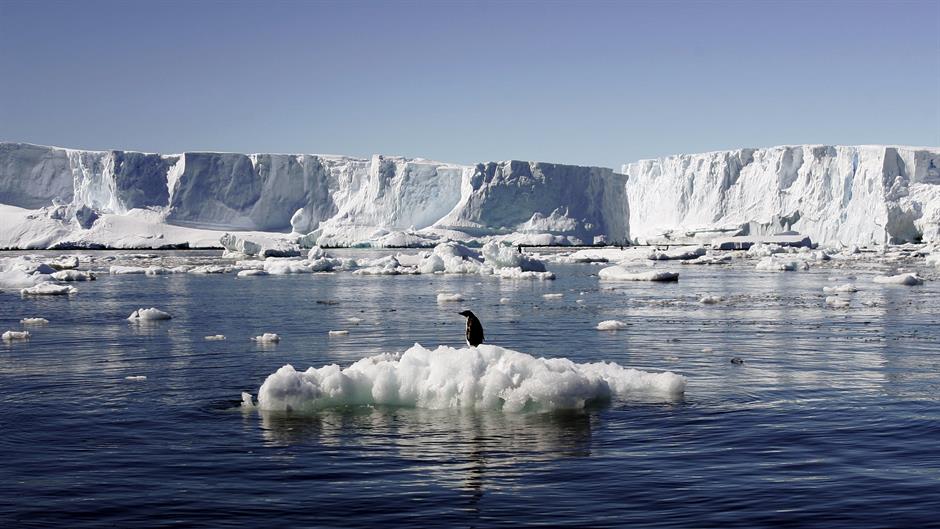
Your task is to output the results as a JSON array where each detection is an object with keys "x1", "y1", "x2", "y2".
[
  {"x1": 20, "y1": 317, "x2": 48, "y2": 325},
  {"x1": 246, "y1": 343, "x2": 686, "y2": 413},
  {"x1": 2, "y1": 330, "x2": 30, "y2": 341},
  {"x1": 21, "y1": 283, "x2": 77, "y2": 296},
  {"x1": 873, "y1": 273, "x2": 925, "y2": 286},
  {"x1": 252, "y1": 333, "x2": 281, "y2": 343},
  {"x1": 596, "y1": 320, "x2": 628, "y2": 331},
  {"x1": 127, "y1": 308, "x2": 172, "y2": 321},
  {"x1": 598, "y1": 266, "x2": 679, "y2": 282}
]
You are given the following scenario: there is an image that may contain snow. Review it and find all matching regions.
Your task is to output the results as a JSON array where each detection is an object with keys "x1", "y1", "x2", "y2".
[
  {"x1": 873, "y1": 273, "x2": 925, "y2": 286},
  {"x1": 596, "y1": 320, "x2": 628, "y2": 331},
  {"x1": 598, "y1": 266, "x2": 680, "y2": 282},
  {"x1": 624, "y1": 145, "x2": 940, "y2": 246},
  {"x1": 21, "y1": 283, "x2": 77, "y2": 296},
  {"x1": 2, "y1": 330, "x2": 30, "y2": 341},
  {"x1": 20, "y1": 317, "x2": 48, "y2": 325},
  {"x1": 128, "y1": 308, "x2": 172, "y2": 321},
  {"x1": 252, "y1": 333, "x2": 281, "y2": 343},
  {"x1": 249, "y1": 343, "x2": 685, "y2": 413}
]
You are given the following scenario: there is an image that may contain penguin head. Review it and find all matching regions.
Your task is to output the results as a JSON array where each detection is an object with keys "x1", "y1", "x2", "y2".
[{"x1": 458, "y1": 310, "x2": 474, "y2": 318}]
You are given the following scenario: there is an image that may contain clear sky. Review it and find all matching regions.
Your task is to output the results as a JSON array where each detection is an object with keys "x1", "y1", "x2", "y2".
[{"x1": 1, "y1": 0, "x2": 937, "y2": 169}]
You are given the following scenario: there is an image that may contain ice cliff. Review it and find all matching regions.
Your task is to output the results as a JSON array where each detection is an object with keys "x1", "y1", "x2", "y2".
[
  {"x1": 0, "y1": 143, "x2": 628, "y2": 248},
  {"x1": 623, "y1": 145, "x2": 940, "y2": 245}
]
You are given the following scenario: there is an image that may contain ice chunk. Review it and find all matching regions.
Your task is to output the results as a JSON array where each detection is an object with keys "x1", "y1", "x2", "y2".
[
  {"x1": 2, "y1": 330, "x2": 30, "y2": 341},
  {"x1": 542, "y1": 293, "x2": 563, "y2": 299},
  {"x1": 51, "y1": 270, "x2": 95, "y2": 281},
  {"x1": 328, "y1": 330, "x2": 350, "y2": 336},
  {"x1": 823, "y1": 284, "x2": 858, "y2": 293},
  {"x1": 347, "y1": 317, "x2": 364, "y2": 325},
  {"x1": 204, "y1": 334, "x2": 226, "y2": 341},
  {"x1": 825, "y1": 296, "x2": 851, "y2": 308},
  {"x1": 50, "y1": 256, "x2": 80, "y2": 270},
  {"x1": 873, "y1": 273, "x2": 925, "y2": 286},
  {"x1": 237, "y1": 269, "x2": 269, "y2": 277},
  {"x1": 127, "y1": 307, "x2": 172, "y2": 321},
  {"x1": 499, "y1": 297, "x2": 511, "y2": 303},
  {"x1": 125, "y1": 375, "x2": 147, "y2": 381},
  {"x1": 252, "y1": 333, "x2": 281, "y2": 343},
  {"x1": 495, "y1": 267, "x2": 556, "y2": 280},
  {"x1": 648, "y1": 246, "x2": 706, "y2": 261},
  {"x1": 481, "y1": 241, "x2": 547, "y2": 272},
  {"x1": 21, "y1": 283, "x2": 77, "y2": 296},
  {"x1": 596, "y1": 320, "x2": 627, "y2": 331},
  {"x1": 598, "y1": 266, "x2": 679, "y2": 282},
  {"x1": 109, "y1": 265, "x2": 147, "y2": 275},
  {"x1": 754, "y1": 257, "x2": 809, "y2": 271},
  {"x1": 699, "y1": 295, "x2": 723, "y2": 304},
  {"x1": 253, "y1": 343, "x2": 686, "y2": 413},
  {"x1": 20, "y1": 317, "x2": 49, "y2": 325},
  {"x1": 437, "y1": 293, "x2": 464, "y2": 302}
]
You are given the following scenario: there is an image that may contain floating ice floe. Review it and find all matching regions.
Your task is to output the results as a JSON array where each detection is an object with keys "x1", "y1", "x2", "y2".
[
  {"x1": 252, "y1": 333, "x2": 281, "y2": 343},
  {"x1": 823, "y1": 284, "x2": 858, "y2": 293},
  {"x1": 598, "y1": 266, "x2": 679, "y2": 282},
  {"x1": 825, "y1": 296, "x2": 851, "y2": 308},
  {"x1": 347, "y1": 317, "x2": 363, "y2": 325},
  {"x1": 246, "y1": 343, "x2": 686, "y2": 413},
  {"x1": 20, "y1": 317, "x2": 48, "y2": 325},
  {"x1": 109, "y1": 265, "x2": 148, "y2": 275},
  {"x1": 21, "y1": 283, "x2": 77, "y2": 296},
  {"x1": 328, "y1": 330, "x2": 349, "y2": 336},
  {"x1": 51, "y1": 270, "x2": 95, "y2": 281},
  {"x1": 436, "y1": 292, "x2": 464, "y2": 302},
  {"x1": 50, "y1": 256, "x2": 80, "y2": 270},
  {"x1": 127, "y1": 307, "x2": 172, "y2": 321},
  {"x1": 873, "y1": 273, "x2": 925, "y2": 286},
  {"x1": 754, "y1": 257, "x2": 810, "y2": 272},
  {"x1": 681, "y1": 253, "x2": 732, "y2": 265},
  {"x1": 237, "y1": 269, "x2": 269, "y2": 277},
  {"x1": 542, "y1": 293, "x2": 563, "y2": 299},
  {"x1": 189, "y1": 265, "x2": 231, "y2": 274},
  {"x1": 699, "y1": 295, "x2": 723, "y2": 304},
  {"x1": 648, "y1": 246, "x2": 706, "y2": 261},
  {"x1": 596, "y1": 320, "x2": 628, "y2": 331},
  {"x1": 204, "y1": 334, "x2": 226, "y2": 341},
  {"x1": 125, "y1": 375, "x2": 147, "y2": 381},
  {"x1": 499, "y1": 297, "x2": 511, "y2": 304},
  {"x1": 2, "y1": 330, "x2": 30, "y2": 341}
]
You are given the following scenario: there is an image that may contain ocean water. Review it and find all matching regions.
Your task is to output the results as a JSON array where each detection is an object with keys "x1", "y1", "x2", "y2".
[{"x1": 2, "y1": 250, "x2": 939, "y2": 528}]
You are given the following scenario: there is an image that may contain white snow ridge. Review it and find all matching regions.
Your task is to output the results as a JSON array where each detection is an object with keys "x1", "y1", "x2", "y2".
[{"x1": 247, "y1": 343, "x2": 685, "y2": 413}]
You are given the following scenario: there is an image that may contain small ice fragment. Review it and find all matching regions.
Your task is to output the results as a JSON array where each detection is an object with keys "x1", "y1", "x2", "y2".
[
  {"x1": 873, "y1": 273, "x2": 924, "y2": 286},
  {"x1": 596, "y1": 320, "x2": 627, "y2": 331},
  {"x1": 204, "y1": 334, "x2": 226, "y2": 341},
  {"x1": 125, "y1": 375, "x2": 147, "y2": 381},
  {"x1": 237, "y1": 269, "x2": 268, "y2": 277},
  {"x1": 51, "y1": 270, "x2": 95, "y2": 281},
  {"x1": 252, "y1": 333, "x2": 280, "y2": 343},
  {"x1": 328, "y1": 330, "x2": 350, "y2": 336},
  {"x1": 20, "y1": 283, "x2": 77, "y2": 296},
  {"x1": 542, "y1": 293, "x2": 563, "y2": 299},
  {"x1": 576, "y1": 299, "x2": 585, "y2": 304},
  {"x1": 240, "y1": 392, "x2": 255, "y2": 409},
  {"x1": 699, "y1": 295, "x2": 722, "y2": 304},
  {"x1": 825, "y1": 296, "x2": 851, "y2": 308},
  {"x1": 598, "y1": 266, "x2": 679, "y2": 282},
  {"x1": 127, "y1": 308, "x2": 172, "y2": 321},
  {"x1": 701, "y1": 347, "x2": 714, "y2": 353},
  {"x1": 823, "y1": 284, "x2": 858, "y2": 293},
  {"x1": 20, "y1": 317, "x2": 49, "y2": 325},
  {"x1": 437, "y1": 293, "x2": 464, "y2": 302},
  {"x1": 2, "y1": 330, "x2": 30, "y2": 341},
  {"x1": 499, "y1": 297, "x2": 511, "y2": 304},
  {"x1": 347, "y1": 317, "x2": 364, "y2": 325}
]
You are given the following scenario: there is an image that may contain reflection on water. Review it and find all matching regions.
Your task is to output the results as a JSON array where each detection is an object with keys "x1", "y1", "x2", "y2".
[{"x1": 2, "y1": 250, "x2": 940, "y2": 528}]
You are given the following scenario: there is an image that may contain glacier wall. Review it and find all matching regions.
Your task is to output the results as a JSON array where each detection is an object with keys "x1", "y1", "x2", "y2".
[
  {"x1": 0, "y1": 143, "x2": 629, "y2": 246},
  {"x1": 623, "y1": 145, "x2": 940, "y2": 245}
]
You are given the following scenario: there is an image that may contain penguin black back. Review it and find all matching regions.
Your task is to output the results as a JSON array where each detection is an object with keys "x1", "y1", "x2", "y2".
[{"x1": 458, "y1": 310, "x2": 485, "y2": 347}]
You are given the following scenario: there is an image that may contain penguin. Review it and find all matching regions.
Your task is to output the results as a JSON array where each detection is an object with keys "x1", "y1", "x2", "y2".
[{"x1": 458, "y1": 310, "x2": 485, "y2": 347}]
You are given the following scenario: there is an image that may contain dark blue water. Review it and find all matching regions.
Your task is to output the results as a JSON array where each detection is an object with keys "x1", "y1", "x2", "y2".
[{"x1": 2, "y1": 251, "x2": 939, "y2": 527}]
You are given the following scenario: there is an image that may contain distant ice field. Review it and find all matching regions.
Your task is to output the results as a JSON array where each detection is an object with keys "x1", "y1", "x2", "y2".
[{"x1": 1, "y1": 248, "x2": 939, "y2": 528}]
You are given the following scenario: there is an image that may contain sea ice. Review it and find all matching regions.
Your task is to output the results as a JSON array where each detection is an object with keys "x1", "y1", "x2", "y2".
[
  {"x1": 437, "y1": 293, "x2": 464, "y2": 302},
  {"x1": 20, "y1": 317, "x2": 48, "y2": 325},
  {"x1": 2, "y1": 330, "x2": 30, "y2": 341},
  {"x1": 598, "y1": 266, "x2": 679, "y2": 282},
  {"x1": 252, "y1": 333, "x2": 281, "y2": 343},
  {"x1": 21, "y1": 283, "x2": 77, "y2": 296},
  {"x1": 542, "y1": 293, "x2": 563, "y2": 299},
  {"x1": 127, "y1": 308, "x2": 172, "y2": 321},
  {"x1": 825, "y1": 296, "x2": 851, "y2": 308},
  {"x1": 823, "y1": 284, "x2": 858, "y2": 293},
  {"x1": 204, "y1": 334, "x2": 226, "y2": 341},
  {"x1": 252, "y1": 343, "x2": 686, "y2": 413},
  {"x1": 699, "y1": 295, "x2": 723, "y2": 304},
  {"x1": 873, "y1": 273, "x2": 925, "y2": 286},
  {"x1": 125, "y1": 375, "x2": 147, "y2": 381},
  {"x1": 328, "y1": 330, "x2": 350, "y2": 336},
  {"x1": 237, "y1": 269, "x2": 269, "y2": 277},
  {"x1": 51, "y1": 270, "x2": 95, "y2": 281},
  {"x1": 754, "y1": 257, "x2": 809, "y2": 271},
  {"x1": 596, "y1": 320, "x2": 628, "y2": 331}
]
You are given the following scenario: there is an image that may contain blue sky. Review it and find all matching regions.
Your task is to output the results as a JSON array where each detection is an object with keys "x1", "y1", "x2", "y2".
[{"x1": 1, "y1": 0, "x2": 937, "y2": 168}]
